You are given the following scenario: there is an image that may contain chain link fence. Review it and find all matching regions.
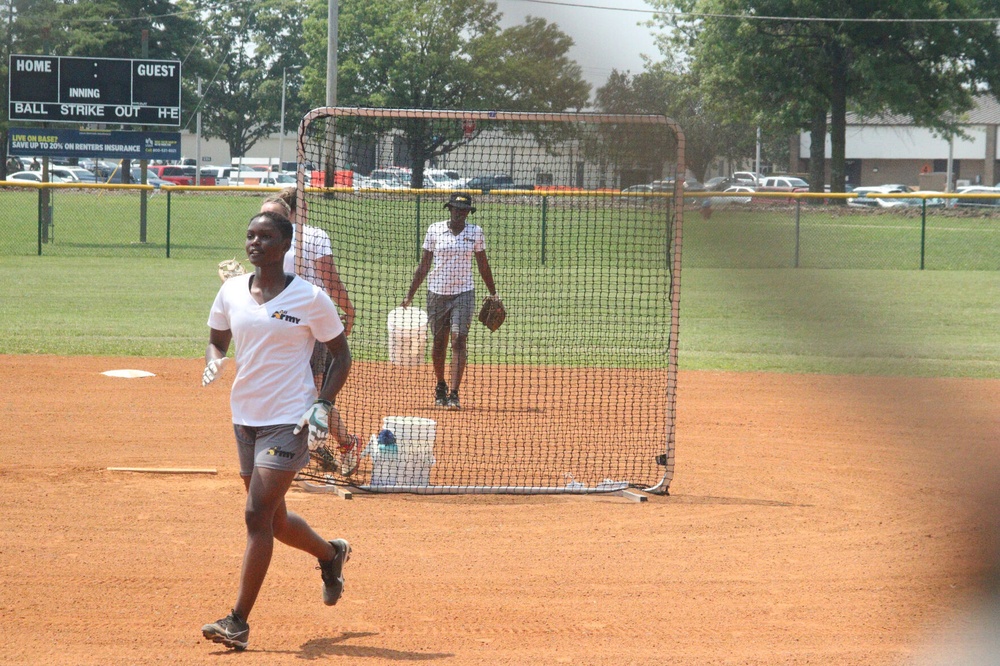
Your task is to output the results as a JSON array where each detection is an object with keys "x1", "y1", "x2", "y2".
[
  {"x1": 1, "y1": 184, "x2": 998, "y2": 271},
  {"x1": 0, "y1": 183, "x2": 266, "y2": 260}
]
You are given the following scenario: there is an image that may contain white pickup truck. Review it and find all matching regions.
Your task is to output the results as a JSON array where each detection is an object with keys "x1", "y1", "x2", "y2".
[{"x1": 233, "y1": 172, "x2": 297, "y2": 187}]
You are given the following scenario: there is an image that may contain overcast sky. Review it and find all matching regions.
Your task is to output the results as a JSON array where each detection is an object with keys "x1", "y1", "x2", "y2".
[{"x1": 494, "y1": 0, "x2": 663, "y2": 93}]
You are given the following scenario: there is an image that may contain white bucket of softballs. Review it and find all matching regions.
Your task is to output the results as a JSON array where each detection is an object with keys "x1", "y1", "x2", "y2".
[
  {"x1": 387, "y1": 307, "x2": 428, "y2": 366},
  {"x1": 370, "y1": 416, "x2": 436, "y2": 487}
]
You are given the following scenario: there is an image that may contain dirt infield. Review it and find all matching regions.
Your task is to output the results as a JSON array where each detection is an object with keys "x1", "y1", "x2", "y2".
[{"x1": 1, "y1": 355, "x2": 997, "y2": 665}]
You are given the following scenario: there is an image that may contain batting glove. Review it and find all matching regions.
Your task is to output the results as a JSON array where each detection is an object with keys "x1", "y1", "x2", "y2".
[
  {"x1": 201, "y1": 357, "x2": 228, "y2": 386},
  {"x1": 294, "y1": 399, "x2": 332, "y2": 450}
]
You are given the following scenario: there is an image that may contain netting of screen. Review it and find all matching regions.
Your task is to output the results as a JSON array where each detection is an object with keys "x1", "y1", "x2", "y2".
[{"x1": 294, "y1": 108, "x2": 684, "y2": 496}]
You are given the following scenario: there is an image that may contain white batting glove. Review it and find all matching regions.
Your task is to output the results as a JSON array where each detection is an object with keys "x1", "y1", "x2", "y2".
[
  {"x1": 201, "y1": 357, "x2": 228, "y2": 386},
  {"x1": 293, "y1": 399, "x2": 332, "y2": 450}
]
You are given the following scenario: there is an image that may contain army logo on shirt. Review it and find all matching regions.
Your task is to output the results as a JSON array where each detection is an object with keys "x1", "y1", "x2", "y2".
[{"x1": 271, "y1": 310, "x2": 301, "y2": 324}]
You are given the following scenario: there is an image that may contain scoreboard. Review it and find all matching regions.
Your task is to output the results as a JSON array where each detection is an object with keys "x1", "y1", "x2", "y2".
[{"x1": 9, "y1": 55, "x2": 181, "y2": 127}]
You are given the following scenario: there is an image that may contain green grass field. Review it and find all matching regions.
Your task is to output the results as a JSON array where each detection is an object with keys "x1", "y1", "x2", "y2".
[
  {"x1": 3, "y1": 190, "x2": 999, "y2": 270},
  {"x1": 0, "y1": 254, "x2": 996, "y2": 378},
  {"x1": 0, "y1": 189, "x2": 997, "y2": 378}
]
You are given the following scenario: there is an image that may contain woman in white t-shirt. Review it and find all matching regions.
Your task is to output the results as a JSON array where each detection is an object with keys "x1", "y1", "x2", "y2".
[
  {"x1": 198, "y1": 211, "x2": 356, "y2": 651},
  {"x1": 402, "y1": 193, "x2": 498, "y2": 411}
]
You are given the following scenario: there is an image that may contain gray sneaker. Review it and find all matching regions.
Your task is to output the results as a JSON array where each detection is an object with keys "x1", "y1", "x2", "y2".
[
  {"x1": 318, "y1": 539, "x2": 351, "y2": 606},
  {"x1": 434, "y1": 381, "x2": 449, "y2": 407},
  {"x1": 447, "y1": 391, "x2": 461, "y2": 411},
  {"x1": 202, "y1": 610, "x2": 249, "y2": 650}
]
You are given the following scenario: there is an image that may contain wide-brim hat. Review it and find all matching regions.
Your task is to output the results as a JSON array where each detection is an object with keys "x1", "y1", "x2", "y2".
[{"x1": 444, "y1": 193, "x2": 476, "y2": 213}]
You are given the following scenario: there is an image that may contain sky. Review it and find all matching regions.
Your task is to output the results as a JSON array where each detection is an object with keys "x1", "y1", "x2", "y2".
[{"x1": 494, "y1": 0, "x2": 664, "y2": 93}]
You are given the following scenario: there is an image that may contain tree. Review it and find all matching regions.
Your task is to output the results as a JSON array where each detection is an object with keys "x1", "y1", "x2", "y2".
[
  {"x1": 300, "y1": 0, "x2": 590, "y2": 186},
  {"x1": 594, "y1": 65, "x2": 757, "y2": 183},
  {"x1": 0, "y1": 0, "x2": 207, "y2": 177},
  {"x1": 649, "y1": 0, "x2": 1000, "y2": 192},
  {"x1": 197, "y1": 0, "x2": 309, "y2": 159}
]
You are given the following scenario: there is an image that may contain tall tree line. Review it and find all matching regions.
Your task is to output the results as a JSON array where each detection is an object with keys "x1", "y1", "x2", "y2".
[
  {"x1": 646, "y1": 0, "x2": 1000, "y2": 192},
  {"x1": 5, "y1": 0, "x2": 999, "y2": 183},
  {"x1": 1, "y1": 0, "x2": 589, "y2": 174}
]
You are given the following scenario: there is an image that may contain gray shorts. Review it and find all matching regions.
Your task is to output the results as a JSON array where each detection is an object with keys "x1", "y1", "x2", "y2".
[
  {"x1": 234, "y1": 424, "x2": 310, "y2": 476},
  {"x1": 427, "y1": 289, "x2": 475, "y2": 337}
]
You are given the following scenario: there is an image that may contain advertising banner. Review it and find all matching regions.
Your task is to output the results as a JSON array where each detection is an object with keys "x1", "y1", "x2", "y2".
[{"x1": 8, "y1": 127, "x2": 181, "y2": 161}]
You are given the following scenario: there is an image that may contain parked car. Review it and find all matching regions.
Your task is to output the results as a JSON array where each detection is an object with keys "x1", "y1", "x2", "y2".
[
  {"x1": 5, "y1": 170, "x2": 70, "y2": 183},
  {"x1": 420, "y1": 172, "x2": 453, "y2": 189},
  {"x1": 425, "y1": 168, "x2": 466, "y2": 189},
  {"x1": 649, "y1": 179, "x2": 676, "y2": 193},
  {"x1": 757, "y1": 176, "x2": 809, "y2": 193},
  {"x1": 148, "y1": 164, "x2": 196, "y2": 186},
  {"x1": 704, "y1": 176, "x2": 735, "y2": 191},
  {"x1": 465, "y1": 174, "x2": 534, "y2": 192},
  {"x1": 621, "y1": 183, "x2": 653, "y2": 194},
  {"x1": 231, "y1": 171, "x2": 296, "y2": 187},
  {"x1": 195, "y1": 166, "x2": 228, "y2": 186},
  {"x1": 368, "y1": 168, "x2": 411, "y2": 189},
  {"x1": 731, "y1": 171, "x2": 758, "y2": 186},
  {"x1": 101, "y1": 167, "x2": 174, "y2": 189},
  {"x1": 257, "y1": 173, "x2": 296, "y2": 186},
  {"x1": 176, "y1": 166, "x2": 217, "y2": 186},
  {"x1": 209, "y1": 166, "x2": 243, "y2": 185},
  {"x1": 954, "y1": 186, "x2": 1000, "y2": 207},
  {"x1": 849, "y1": 185, "x2": 922, "y2": 208},
  {"x1": 79, "y1": 159, "x2": 118, "y2": 176},
  {"x1": 919, "y1": 191, "x2": 948, "y2": 207},
  {"x1": 51, "y1": 167, "x2": 98, "y2": 183},
  {"x1": 712, "y1": 185, "x2": 755, "y2": 205}
]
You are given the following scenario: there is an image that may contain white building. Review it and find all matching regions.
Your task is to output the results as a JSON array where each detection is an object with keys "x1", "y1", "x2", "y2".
[{"x1": 797, "y1": 95, "x2": 1000, "y2": 189}]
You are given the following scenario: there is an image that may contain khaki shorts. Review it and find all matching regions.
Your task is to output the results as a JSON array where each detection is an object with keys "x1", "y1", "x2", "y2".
[{"x1": 234, "y1": 424, "x2": 310, "y2": 476}]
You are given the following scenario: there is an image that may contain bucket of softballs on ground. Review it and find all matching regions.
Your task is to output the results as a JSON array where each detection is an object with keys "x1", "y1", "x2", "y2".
[
  {"x1": 382, "y1": 416, "x2": 436, "y2": 455},
  {"x1": 386, "y1": 307, "x2": 428, "y2": 366},
  {"x1": 369, "y1": 417, "x2": 436, "y2": 487}
]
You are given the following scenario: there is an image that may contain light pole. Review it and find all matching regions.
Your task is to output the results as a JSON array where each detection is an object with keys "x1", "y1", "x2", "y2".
[{"x1": 278, "y1": 66, "x2": 301, "y2": 172}]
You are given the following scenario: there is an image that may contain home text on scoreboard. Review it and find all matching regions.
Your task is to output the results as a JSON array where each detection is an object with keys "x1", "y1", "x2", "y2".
[{"x1": 8, "y1": 55, "x2": 181, "y2": 127}]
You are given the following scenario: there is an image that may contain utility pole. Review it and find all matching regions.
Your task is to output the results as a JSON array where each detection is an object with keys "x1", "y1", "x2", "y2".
[
  {"x1": 196, "y1": 78, "x2": 202, "y2": 185},
  {"x1": 1, "y1": 0, "x2": 14, "y2": 181},
  {"x1": 138, "y1": 28, "x2": 149, "y2": 243},
  {"x1": 946, "y1": 135, "x2": 955, "y2": 193},
  {"x1": 279, "y1": 66, "x2": 301, "y2": 171},
  {"x1": 327, "y1": 0, "x2": 338, "y2": 108},
  {"x1": 40, "y1": 25, "x2": 52, "y2": 243},
  {"x1": 323, "y1": 0, "x2": 339, "y2": 188},
  {"x1": 755, "y1": 127, "x2": 762, "y2": 180}
]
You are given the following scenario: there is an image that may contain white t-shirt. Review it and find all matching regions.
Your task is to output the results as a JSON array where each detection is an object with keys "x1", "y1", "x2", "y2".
[
  {"x1": 207, "y1": 273, "x2": 345, "y2": 426},
  {"x1": 422, "y1": 220, "x2": 486, "y2": 295},
  {"x1": 283, "y1": 225, "x2": 332, "y2": 287}
]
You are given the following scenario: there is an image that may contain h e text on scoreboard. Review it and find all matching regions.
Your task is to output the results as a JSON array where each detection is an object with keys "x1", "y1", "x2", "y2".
[{"x1": 9, "y1": 55, "x2": 181, "y2": 127}]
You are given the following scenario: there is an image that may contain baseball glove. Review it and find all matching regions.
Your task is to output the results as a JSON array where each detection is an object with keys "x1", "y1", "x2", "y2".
[
  {"x1": 218, "y1": 257, "x2": 247, "y2": 282},
  {"x1": 478, "y1": 296, "x2": 506, "y2": 332}
]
